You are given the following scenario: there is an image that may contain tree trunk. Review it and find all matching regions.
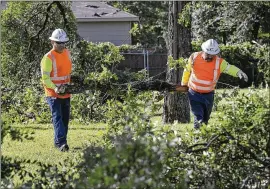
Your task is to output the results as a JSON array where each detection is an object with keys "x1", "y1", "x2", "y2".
[{"x1": 163, "y1": 1, "x2": 192, "y2": 124}]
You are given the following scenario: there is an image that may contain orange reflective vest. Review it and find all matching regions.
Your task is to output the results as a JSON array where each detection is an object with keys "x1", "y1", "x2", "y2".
[
  {"x1": 188, "y1": 52, "x2": 223, "y2": 93},
  {"x1": 44, "y1": 49, "x2": 72, "y2": 98}
]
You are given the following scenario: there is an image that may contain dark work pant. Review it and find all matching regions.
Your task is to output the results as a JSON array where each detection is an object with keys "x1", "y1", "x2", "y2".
[
  {"x1": 46, "y1": 97, "x2": 70, "y2": 147},
  {"x1": 188, "y1": 89, "x2": 214, "y2": 129}
]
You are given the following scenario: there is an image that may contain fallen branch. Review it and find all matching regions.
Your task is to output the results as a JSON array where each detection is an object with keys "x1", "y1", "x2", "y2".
[
  {"x1": 64, "y1": 77, "x2": 188, "y2": 94},
  {"x1": 187, "y1": 135, "x2": 221, "y2": 153}
]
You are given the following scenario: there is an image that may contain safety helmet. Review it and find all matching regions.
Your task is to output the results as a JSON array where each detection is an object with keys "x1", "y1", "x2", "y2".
[
  {"x1": 49, "y1": 29, "x2": 69, "y2": 42},
  {"x1": 201, "y1": 39, "x2": 220, "y2": 55}
]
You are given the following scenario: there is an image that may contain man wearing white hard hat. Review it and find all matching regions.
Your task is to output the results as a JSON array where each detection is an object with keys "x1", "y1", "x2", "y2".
[
  {"x1": 40, "y1": 29, "x2": 72, "y2": 151},
  {"x1": 181, "y1": 39, "x2": 248, "y2": 129}
]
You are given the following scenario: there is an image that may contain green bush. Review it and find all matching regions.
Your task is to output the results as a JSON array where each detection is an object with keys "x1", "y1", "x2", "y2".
[
  {"x1": 1, "y1": 85, "x2": 51, "y2": 124},
  {"x1": 68, "y1": 90, "x2": 188, "y2": 188},
  {"x1": 72, "y1": 41, "x2": 124, "y2": 77},
  {"x1": 71, "y1": 92, "x2": 107, "y2": 123},
  {"x1": 186, "y1": 87, "x2": 270, "y2": 188}
]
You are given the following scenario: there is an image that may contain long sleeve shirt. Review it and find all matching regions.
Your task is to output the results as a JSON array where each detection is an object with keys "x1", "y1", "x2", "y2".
[{"x1": 40, "y1": 55, "x2": 57, "y2": 89}]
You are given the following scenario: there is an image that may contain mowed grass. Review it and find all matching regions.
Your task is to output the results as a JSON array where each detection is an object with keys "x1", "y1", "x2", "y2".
[
  {"x1": 3, "y1": 88, "x2": 246, "y2": 165},
  {"x1": 2, "y1": 122, "x2": 108, "y2": 186},
  {"x1": 3, "y1": 119, "x2": 193, "y2": 169},
  {"x1": 3, "y1": 119, "x2": 193, "y2": 162},
  {"x1": 2, "y1": 122, "x2": 107, "y2": 164},
  {"x1": 2, "y1": 118, "x2": 193, "y2": 186}
]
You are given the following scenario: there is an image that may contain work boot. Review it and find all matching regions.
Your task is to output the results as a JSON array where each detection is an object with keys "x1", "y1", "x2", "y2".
[
  {"x1": 194, "y1": 120, "x2": 202, "y2": 129},
  {"x1": 56, "y1": 144, "x2": 69, "y2": 152}
]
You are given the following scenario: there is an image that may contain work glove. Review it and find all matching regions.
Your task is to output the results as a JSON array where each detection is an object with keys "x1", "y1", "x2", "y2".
[
  {"x1": 54, "y1": 85, "x2": 66, "y2": 94},
  {"x1": 237, "y1": 70, "x2": 248, "y2": 82},
  {"x1": 175, "y1": 84, "x2": 188, "y2": 92}
]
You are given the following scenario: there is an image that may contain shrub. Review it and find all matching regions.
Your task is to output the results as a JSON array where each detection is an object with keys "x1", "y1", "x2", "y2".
[
  {"x1": 186, "y1": 87, "x2": 270, "y2": 188},
  {"x1": 1, "y1": 85, "x2": 51, "y2": 124}
]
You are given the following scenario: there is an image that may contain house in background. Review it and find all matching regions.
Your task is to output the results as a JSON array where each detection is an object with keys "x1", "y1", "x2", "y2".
[
  {"x1": 72, "y1": 1, "x2": 139, "y2": 46},
  {"x1": 0, "y1": 1, "x2": 7, "y2": 10},
  {"x1": 1, "y1": 1, "x2": 139, "y2": 46}
]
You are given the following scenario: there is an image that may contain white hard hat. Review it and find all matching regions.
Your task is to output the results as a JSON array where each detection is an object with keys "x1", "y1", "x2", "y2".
[
  {"x1": 49, "y1": 29, "x2": 69, "y2": 42},
  {"x1": 201, "y1": 39, "x2": 220, "y2": 55}
]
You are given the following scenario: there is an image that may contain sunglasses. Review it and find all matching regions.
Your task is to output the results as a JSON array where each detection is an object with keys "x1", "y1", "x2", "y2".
[{"x1": 55, "y1": 41, "x2": 67, "y2": 45}]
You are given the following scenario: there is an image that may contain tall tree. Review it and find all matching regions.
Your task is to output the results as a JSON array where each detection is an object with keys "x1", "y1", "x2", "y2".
[
  {"x1": 192, "y1": 2, "x2": 270, "y2": 44},
  {"x1": 1, "y1": 1, "x2": 78, "y2": 88},
  {"x1": 163, "y1": 1, "x2": 191, "y2": 123}
]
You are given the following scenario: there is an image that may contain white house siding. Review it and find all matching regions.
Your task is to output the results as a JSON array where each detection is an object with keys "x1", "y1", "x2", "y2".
[{"x1": 77, "y1": 22, "x2": 132, "y2": 46}]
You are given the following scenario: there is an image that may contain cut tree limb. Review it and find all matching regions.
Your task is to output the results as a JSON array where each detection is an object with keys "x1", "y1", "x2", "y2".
[{"x1": 63, "y1": 77, "x2": 188, "y2": 94}]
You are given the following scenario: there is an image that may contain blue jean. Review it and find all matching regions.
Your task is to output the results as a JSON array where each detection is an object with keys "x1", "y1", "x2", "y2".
[
  {"x1": 188, "y1": 89, "x2": 214, "y2": 129},
  {"x1": 46, "y1": 97, "x2": 70, "y2": 147}
]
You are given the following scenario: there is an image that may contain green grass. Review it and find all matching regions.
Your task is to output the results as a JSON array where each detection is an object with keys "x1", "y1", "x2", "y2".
[
  {"x1": 151, "y1": 115, "x2": 193, "y2": 131},
  {"x1": 2, "y1": 122, "x2": 108, "y2": 186},
  {"x1": 2, "y1": 119, "x2": 192, "y2": 186},
  {"x1": 3, "y1": 119, "x2": 193, "y2": 169},
  {"x1": 2, "y1": 88, "x2": 253, "y2": 186},
  {"x1": 3, "y1": 88, "x2": 246, "y2": 165},
  {"x1": 2, "y1": 122, "x2": 107, "y2": 164}
]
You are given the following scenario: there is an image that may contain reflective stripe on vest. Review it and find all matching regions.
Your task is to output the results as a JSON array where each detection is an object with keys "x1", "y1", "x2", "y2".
[
  {"x1": 51, "y1": 75, "x2": 70, "y2": 81},
  {"x1": 190, "y1": 75, "x2": 212, "y2": 85},
  {"x1": 192, "y1": 52, "x2": 199, "y2": 64},
  {"x1": 213, "y1": 57, "x2": 220, "y2": 83},
  {"x1": 190, "y1": 56, "x2": 220, "y2": 85},
  {"x1": 189, "y1": 81, "x2": 214, "y2": 91},
  {"x1": 49, "y1": 52, "x2": 70, "y2": 82},
  {"x1": 223, "y1": 64, "x2": 231, "y2": 74},
  {"x1": 189, "y1": 53, "x2": 221, "y2": 92},
  {"x1": 55, "y1": 83, "x2": 69, "y2": 87}
]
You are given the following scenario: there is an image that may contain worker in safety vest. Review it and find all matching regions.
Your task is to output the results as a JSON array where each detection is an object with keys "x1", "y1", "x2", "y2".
[
  {"x1": 40, "y1": 29, "x2": 72, "y2": 151},
  {"x1": 181, "y1": 39, "x2": 248, "y2": 129}
]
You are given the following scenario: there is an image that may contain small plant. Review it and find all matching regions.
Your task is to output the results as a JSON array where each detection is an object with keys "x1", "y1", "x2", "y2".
[{"x1": 167, "y1": 55, "x2": 188, "y2": 70}]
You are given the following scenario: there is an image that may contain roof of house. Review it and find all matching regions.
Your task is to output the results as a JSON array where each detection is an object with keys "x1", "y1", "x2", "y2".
[{"x1": 72, "y1": 1, "x2": 139, "y2": 22}]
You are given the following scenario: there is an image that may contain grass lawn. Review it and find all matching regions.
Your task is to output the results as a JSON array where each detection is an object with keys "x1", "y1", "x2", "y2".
[
  {"x1": 2, "y1": 122, "x2": 108, "y2": 186},
  {"x1": 2, "y1": 122, "x2": 107, "y2": 164},
  {"x1": 3, "y1": 88, "x2": 245, "y2": 166},
  {"x1": 2, "y1": 88, "x2": 250, "y2": 186},
  {"x1": 2, "y1": 119, "x2": 193, "y2": 186},
  {"x1": 2, "y1": 119, "x2": 193, "y2": 164}
]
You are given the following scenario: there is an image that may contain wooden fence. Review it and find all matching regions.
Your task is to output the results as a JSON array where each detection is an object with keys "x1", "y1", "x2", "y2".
[{"x1": 116, "y1": 50, "x2": 168, "y2": 80}]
